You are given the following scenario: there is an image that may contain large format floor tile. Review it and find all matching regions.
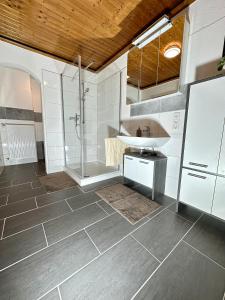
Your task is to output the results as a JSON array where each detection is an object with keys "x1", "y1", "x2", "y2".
[
  {"x1": 134, "y1": 242, "x2": 225, "y2": 300},
  {"x1": 0, "y1": 225, "x2": 46, "y2": 270},
  {"x1": 0, "y1": 197, "x2": 36, "y2": 219},
  {"x1": 60, "y1": 236, "x2": 159, "y2": 300},
  {"x1": 184, "y1": 214, "x2": 225, "y2": 267},
  {"x1": 86, "y1": 213, "x2": 148, "y2": 253},
  {"x1": 40, "y1": 288, "x2": 60, "y2": 300},
  {"x1": 133, "y1": 209, "x2": 191, "y2": 261},
  {"x1": 8, "y1": 186, "x2": 46, "y2": 204},
  {"x1": 0, "y1": 195, "x2": 7, "y2": 206},
  {"x1": 97, "y1": 200, "x2": 115, "y2": 215},
  {"x1": 3, "y1": 201, "x2": 71, "y2": 237},
  {"x1": 44, "y1": 203, "x2": 107, "y2": 245},
  {"x1": 0, "y1": 230, "x2": 99, "y2": 300},
  {"x1": 0, "y1": 182, "x2": 32, "y2": 196},
  {"x1": 36, "y1": 187, "x2": 82, "y2": 207},
  {"x1": 66, "y1": 191, "x2": 101, "y2": 210}
]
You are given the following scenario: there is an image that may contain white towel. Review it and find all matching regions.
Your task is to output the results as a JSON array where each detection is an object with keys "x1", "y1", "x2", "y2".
[{"x1": 105, "y1": 138, "x2": 127, "y2": 166}]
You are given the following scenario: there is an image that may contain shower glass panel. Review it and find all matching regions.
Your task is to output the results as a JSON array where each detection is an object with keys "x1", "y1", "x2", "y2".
[{"x1": 62, "y1": 63, "x2": 121, "y2": 184}]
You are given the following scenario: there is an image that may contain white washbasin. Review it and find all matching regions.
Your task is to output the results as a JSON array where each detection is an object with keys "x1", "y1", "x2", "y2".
[{"x1": 117, "y1": 136, "x2": 170, "y2": 148}]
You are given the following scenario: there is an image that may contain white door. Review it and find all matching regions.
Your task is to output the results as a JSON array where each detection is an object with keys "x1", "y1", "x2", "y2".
[
  {"x1": 183, "y1": 77, "x2": 225, "y2": 173},
  {"x1": 179, "y1": 168, "x2": 216, "y2": 213},
  {"x1": 136, "y1": 159, "x2": 154, "y2": 188},
  {"x1": 6, "y1": 124, "x2": 37, "y2": 165},
  {"x1": 124, "y1": 155, "x2": 138, "y2": 182},
  {"x1": 212, "y1": 176, "x2": 225, "y2": 220}
]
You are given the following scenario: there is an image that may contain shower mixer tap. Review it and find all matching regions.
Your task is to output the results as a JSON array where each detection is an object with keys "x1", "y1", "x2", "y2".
[{"x1": 69, "y1": 113, "x2": 80, "y2": 126}]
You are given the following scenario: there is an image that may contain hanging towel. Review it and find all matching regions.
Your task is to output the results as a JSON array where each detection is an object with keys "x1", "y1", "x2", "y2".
[{"x1": 105, "y1": 138, "x2": 127, "y2": 166}]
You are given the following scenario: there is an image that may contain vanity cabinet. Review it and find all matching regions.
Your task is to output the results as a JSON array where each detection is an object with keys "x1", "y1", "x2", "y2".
[{"x1": 123, "y1": 154, "x2": 167, "y2": 200}]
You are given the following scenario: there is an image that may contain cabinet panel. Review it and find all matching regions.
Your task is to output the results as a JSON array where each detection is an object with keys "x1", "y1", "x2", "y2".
[
  {"x1": 124, "y1": 155, "x2": 137, "y2": 182},
  {"x1": 136, "y1": 159, "x2": 154, "y2": 188},
  {"x1": 179, "y1": 168, "x2": 216, "y2": 213},
  {"x1": 212, "y1": 177, "x2": 225, "y2": 220},
  {"x1": 183, "y1": 77, "x2": 225, "y2": 173}
]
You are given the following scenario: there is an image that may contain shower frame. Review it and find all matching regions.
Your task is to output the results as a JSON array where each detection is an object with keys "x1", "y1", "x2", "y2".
[{"x1": 61, "y1": 56, "x2": 122, "y2": 186}]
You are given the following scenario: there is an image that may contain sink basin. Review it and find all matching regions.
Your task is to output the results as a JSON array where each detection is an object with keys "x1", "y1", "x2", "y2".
[{"x1": 117, "y1": 136, "x2": 170, "y2": 148}]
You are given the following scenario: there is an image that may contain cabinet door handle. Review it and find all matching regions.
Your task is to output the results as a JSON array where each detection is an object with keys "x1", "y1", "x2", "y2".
[
  {"x1": 189, "y1": 162, "x2": 208, "y2": 168},
  {"x1": 187, "y1": 173, "x2": 206, "y2": 179},
  {"x1": 125, "y1": 157, "x2": 133, "y2": 160},
  {"x1": 139, "y1": 160, "x2": 149, "y2": 165}
]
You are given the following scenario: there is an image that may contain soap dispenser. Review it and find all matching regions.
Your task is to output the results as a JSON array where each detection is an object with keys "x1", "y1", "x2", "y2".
[{"x1": 136, "y1": 127, "x2": 142, "y2": 137}]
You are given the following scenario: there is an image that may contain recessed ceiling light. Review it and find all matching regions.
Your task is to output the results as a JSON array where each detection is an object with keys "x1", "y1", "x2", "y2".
[{"x1": 164, "y1": 46, "x2": 181, "y2": 58}]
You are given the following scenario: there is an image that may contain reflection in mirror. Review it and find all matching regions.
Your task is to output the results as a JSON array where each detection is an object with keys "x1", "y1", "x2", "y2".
[{"x1": 126, "y1": 15, "x2": 185, "y2": 104}]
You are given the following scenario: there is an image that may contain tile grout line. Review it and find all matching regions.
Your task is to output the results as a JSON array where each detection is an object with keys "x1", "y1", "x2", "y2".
[
  {"x1": 5, "y1": 195, "x2": 9, "y2": 205},
  {"x1": 95, "y1": 201, "x2": 109, "y2": 215},
  {"x1": 65, "y1": 199, "x2": 73, "y2": 212},
  {"x1": 130, "y1": 234, "x2": 161, "y2": 263},
  {"x1": 34, "y1": 197, "x2": 38, "y2": 208},
  {"x1": 58, "y1": 286, "x2": 63, "y2": 300},
  {"x1": 0, "y1": 244, "x2": 48, "y2": 272},
  {"x1": 165, "y1": 207, "x2": 194, "y2": 224},
  {"x1": 84, "y1": 228, "x2": 101, "y2": 255},
  {"x1": 130, "y1": 213, "x2": 204, "y2": 300},
  {"x1": 41, "y1": 223, "x2": 49, "y2": 247},
  {"x1": 0, "y1": 218, "x2": 6, "y2": 240},
  {"x1": 182, "y1": 240, "x2": 225, "y2": 270},
  {"x1": 36, "y1": 254, "x2": 102, "y2": 300}
]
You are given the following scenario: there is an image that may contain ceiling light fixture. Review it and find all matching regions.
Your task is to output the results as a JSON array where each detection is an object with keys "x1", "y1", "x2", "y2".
[
  {"x1": 164, "y1": 45, "x2": 181, "y2": 58},
  {"x1": 132, "y1": 15, "x2": 173, "y2": 49}
]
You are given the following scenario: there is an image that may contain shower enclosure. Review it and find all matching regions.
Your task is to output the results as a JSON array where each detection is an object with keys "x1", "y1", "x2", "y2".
[{"x1": 62, "y1": 57, "x2": 121, "y2": 185}]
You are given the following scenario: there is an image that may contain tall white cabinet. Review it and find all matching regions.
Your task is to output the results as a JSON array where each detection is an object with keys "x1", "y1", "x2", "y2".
[{"x1": 179, "y1": 76, "x2": 225, "y2": 221}]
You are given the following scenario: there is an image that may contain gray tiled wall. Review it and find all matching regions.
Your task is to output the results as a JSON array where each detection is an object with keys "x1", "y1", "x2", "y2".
[
  {"x1": 130, "y1": 93, "x2": 186, "y2": 117},
  {"x1": 0, "y1": 107, "x2": 42, "y2": 121}
]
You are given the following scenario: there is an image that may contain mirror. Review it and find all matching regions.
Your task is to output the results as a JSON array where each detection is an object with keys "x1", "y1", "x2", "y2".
[{"x1": 126, "y1": 15, "x2": 185, "y2": 104}]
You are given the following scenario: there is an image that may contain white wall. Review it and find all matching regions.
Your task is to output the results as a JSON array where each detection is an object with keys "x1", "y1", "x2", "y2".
[
  {"x1": 185, "y1": 0, "x2": 225, "y2": 83},
  {"x1": 0, "y1": 67, "x2": 32, "y2": 109},
  {"x1": 0, "y1": 40, "x2": 76, "y2": 173}
]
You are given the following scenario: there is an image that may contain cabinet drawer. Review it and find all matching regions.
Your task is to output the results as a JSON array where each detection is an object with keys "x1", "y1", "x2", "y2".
[
  {"x1": 179, "y1": 168, "x2": 216, "y2": 213},
  {"x1": 136, "y1": 159, "x2": 154, "y2": 188},
  {"x1": 124, "y1": 155, "x2": 138, "y2": 182},
  {"x1": 212, "y1": 177, "x2": 225, "y2": 220}
]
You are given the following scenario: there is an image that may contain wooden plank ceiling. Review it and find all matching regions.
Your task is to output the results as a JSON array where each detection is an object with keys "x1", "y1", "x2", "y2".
[
  {"x1": 127, "y1": 15, "x2": 185, "y2": 89},
  {"x1": 0, "y1": 0, "x2": 195, "y2": 71}
]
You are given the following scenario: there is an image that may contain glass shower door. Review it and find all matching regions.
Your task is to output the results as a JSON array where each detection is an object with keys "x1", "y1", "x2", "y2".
[{"x1": 62, "y1": 74, "x2": 83, "y2": 176}]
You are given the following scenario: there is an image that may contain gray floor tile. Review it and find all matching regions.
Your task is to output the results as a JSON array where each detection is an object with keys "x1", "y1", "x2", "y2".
[
  {"x1": 97, "y1": 200, "x2": 115, "y2": 214},
  {"x1": 86, "y1": 213, "x2": 148, "y2": 253},
  {"x1": 67, "y1": 191, "x2": 101, "y2": 211},
  {"x1": 44, "y1": 203, "x2": 107, "y2": 245},
  {"x1": 0, "y1": 230, "x2": 99, "y2": 300},
  {"x1": 134, "y1": 241, "x2": 225, "y2": 300},
  {"x1": 3, "y1": 201, "x2": 71, "y2": 237},
  {"x1": 60, "y1": 236, "x2": 159, "y2": 300},
  {"x1": 168, "y1": 202, "x2": 202, "y2": 223},
  {"x1": 36, "y1": 187, "x2": 82, "y2": 207},
  {"x1": 0, "y1": 180, "x2": 11, "y2": 189},
  {"x1": 133, "y1": 209, "x2": 191, "y2": 261},
  {"x1": 0, "y1": 182, "x2": 31, "y2": 196},
  {"x1": 0, "y1": 197, "x2": 36, "y2": 219},
  {"x1": 40, "y1": 288, "x2": 60, "y2": 300},
  {"x1": 0, "y1": 195, "x2": 7, "y2": 206},
  {"x1": 184, "y1": 214, "x2": 225, "y2": 267},
  {"x1": 8, "y1": 186, "x2": 46, "y2": 204},
  {"x1": 0, "y1": 225, "x2": 46, "y2": 270}
]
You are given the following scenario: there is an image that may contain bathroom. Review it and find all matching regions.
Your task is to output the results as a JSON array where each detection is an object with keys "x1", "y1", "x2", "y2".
[{"x1": 0, "y1": 0, "x2": 224, "y2": 299}]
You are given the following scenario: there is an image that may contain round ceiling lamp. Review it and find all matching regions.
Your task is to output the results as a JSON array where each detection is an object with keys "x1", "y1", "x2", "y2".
[{"x1": 164, "y1": 45, "x2": 181, "y2": 58}]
